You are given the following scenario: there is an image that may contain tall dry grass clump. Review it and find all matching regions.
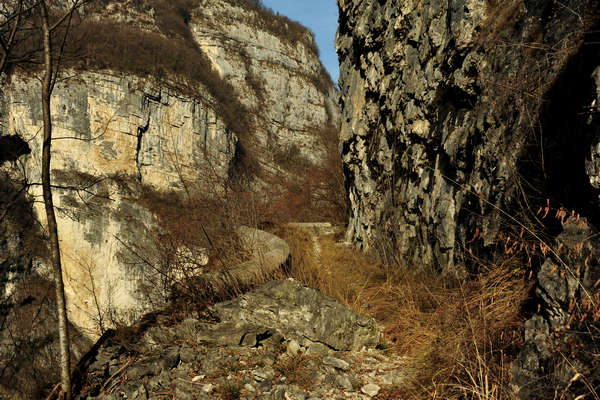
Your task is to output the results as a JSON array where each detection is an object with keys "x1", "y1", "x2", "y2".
[{"x1": 274, "y1": 226, "x2": 531, "y2": 399}]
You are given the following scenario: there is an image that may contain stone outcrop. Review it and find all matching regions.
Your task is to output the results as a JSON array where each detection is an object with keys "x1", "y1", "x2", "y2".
[
  {"x1": 193, "y1": 278, "x2": 381, "y2": 351},
  {"x1": 72, "y1": 279, "x2": 394, "y2": 400},
  {"x1": 336, "y1": 0, "x2": 600, "y2": 271},
  {"x1": 0, "y1": 0, "x2": 338, "y2": 337},
  {"x1": 199, "y1": 226, "x2": 291, "y2": 295}
]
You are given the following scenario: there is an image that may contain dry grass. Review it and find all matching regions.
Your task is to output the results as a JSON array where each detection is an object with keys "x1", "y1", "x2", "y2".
[
  {"x1": 262, "y1": 124, "x2": 347, "y2": 224},
  {"x1": 275, "y1": 226, "x2": 532, "y2": 399},
  {"x1": 274, "y1": 352, "x2": 319, "y2": 390}
]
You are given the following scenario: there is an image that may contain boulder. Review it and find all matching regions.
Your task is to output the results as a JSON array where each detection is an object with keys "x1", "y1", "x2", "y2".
[{"x1": 174, "y1": 279, "x2": 380, "y2": 351}]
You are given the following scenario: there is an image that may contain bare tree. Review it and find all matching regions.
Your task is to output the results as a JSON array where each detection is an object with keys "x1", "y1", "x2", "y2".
[
  {"x1": 0, "y1": 1, "x2": 23, "y2": 74},
  {"x1": 39, "y1": 1, "x2": 88, "y2": 398},
  {"x1": 38, "y1": 2, "x2": 73, "y2": 398}
]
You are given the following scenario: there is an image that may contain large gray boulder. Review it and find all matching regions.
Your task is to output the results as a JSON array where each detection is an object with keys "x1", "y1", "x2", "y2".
[{"x1": 168, "y1": 279, "x2": 380, "y2": 352}]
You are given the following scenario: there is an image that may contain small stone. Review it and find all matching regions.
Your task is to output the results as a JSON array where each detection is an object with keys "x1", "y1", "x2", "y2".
[
  {"x1": 323, "y1": 356, "x2": 350, "y2": 371},
  {"x1": 284, "y1": 389, "x2": 307, "y2": 400},
  {"x1": 306, "y1": 342, "x2": 331, "y2": 356},
  {"x1": 161, "y1": 348, "x2": 180, "y2": 370},
  {"x1": 179, "y1": 346, "x2": 196, "y2": 364},
  {"x1": 256, "y1": 380, "x2": 272, "y2": 393},
  {"x1": 252, "y1": 366, "x2": 275, "y2": 381},
  {"x1": 127, "y1": 362, "x2": 161, "y2": 380},
  {"x1": 201, "y1": 383, "x2": 214, "y2": 393},
  {"x1": 262, "y1": 350, "x2": 277, "y2": 366},
  {"x1": 174, "y1": 386, "x2": 195, "y2": 400},
  {"x1": 287, "y1": 339, "x2": 301, "y2": 356},
  {"x1": 335, "y1": 374, "x2": 353, "y2": 390},
  {"x1": 131, "y1": 384, "x2": 148, "y2": 400},
  {"x1": 310, "y1": 371, "x2": 326, "y2": 384},
  {"x1": 361, "y1": 383, "x2": 381, "y2": 397},
  {"x1": 240, "y1": 332, "x2": 258, "y2": 347},
  {"x1": 244, "y1": 383, "x2": 256, "y2": 392},
  {"x1": 191, "y1": 374, "x2": 204, "y2": 382}
]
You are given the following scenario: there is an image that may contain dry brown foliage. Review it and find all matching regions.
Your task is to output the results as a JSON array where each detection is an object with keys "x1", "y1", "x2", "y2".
[
  {"x1": 0, "y1": 275, "x2": 91, "y2": 400},
  {"x1": 262, "y1": 124, "x2": 347, "y2": 224},
  {"x1": 275, "y1": 226, "x2": 531, "y2": 399}
]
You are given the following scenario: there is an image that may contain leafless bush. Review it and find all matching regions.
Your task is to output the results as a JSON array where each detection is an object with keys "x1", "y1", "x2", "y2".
[
  {"x1": 0, "y1": 275, "x2": 91, "y2": 400},
  {"x1": 265, "y1": 124, "x2": 347, "y2": 223}
]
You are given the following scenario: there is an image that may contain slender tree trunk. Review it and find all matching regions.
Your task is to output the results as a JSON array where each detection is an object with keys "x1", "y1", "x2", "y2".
[{"x1": 40, "y1": 2, "x2": 72, "y2": 399}]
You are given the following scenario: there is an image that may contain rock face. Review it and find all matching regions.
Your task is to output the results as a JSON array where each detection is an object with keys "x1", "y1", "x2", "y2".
[
  {"x1": 191, "y1": 0, "x2": 339, "y2": 173},
  {"x1": 2, "y1": 71, "x2": 235, "y2": 336},
  {"x1": 0, "y1": 0, "x2": 338, "y2": 336},
  {"x1": 336, "y1": 0, "x2": 600, "y2": 397},
  {"x1": 4, "y1": 71, "x2": 236, "y2": 191},
  {"x1": 336, "y1": 0, "x2": 600, "y2": 271},
  {"x1": 512, "y1": 221, "x2": 600, "y2": 398}
]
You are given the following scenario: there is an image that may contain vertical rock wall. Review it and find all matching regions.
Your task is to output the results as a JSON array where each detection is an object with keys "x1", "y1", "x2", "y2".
[
  {"x1": 190, "y1": 0, "x2": 340, "y2": 176},
  {"x1": 337, "y1": 0, "x2": 600, "y2": 271},
  {"x1": 1, "y1": 71, "x2": 236, "y2": 336}
]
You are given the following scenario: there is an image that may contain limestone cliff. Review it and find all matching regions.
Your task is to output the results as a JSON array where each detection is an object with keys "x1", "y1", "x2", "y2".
[
  {"x1": 0, "y1": 0, "x2": 339, "y2": 337},
  {"x1": 337, "y1": 0, "x2": 600, "y2": 271}
]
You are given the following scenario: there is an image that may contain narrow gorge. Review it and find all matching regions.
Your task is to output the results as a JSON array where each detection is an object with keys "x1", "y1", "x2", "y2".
[{"x1": 2, "y1": 0, "x2": 600, "y2": 399}]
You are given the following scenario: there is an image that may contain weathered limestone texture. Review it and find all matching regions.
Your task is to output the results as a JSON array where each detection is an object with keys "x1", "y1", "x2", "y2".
[
  {"x1": 73, "y1": 280, "x2": 392, "y2": 400},
  {"x1": 0, "y1": 0, "x2": 339, "y2": 337},
  {"x1": 336, "y1": 0, "x2": 600, "y2": 271},
  {"x1": 167, "y1": 279, "x2": 380, "y2": 351},
  {"x1": 2, "y1": 71, "x2": 236, "y2": 336},
  {"x1": 190, "y1": 0, "x2": 340, "y2": 174}
]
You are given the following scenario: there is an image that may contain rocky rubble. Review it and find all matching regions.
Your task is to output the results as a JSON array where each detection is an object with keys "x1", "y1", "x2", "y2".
[{"x1": 73, "y1": 280, "x2": 408, "y2": 400}]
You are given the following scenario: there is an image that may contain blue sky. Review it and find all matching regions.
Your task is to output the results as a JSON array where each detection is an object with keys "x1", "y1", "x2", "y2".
[{"x1": 260, "y1": 0, "x2": 340, "y2": 84}]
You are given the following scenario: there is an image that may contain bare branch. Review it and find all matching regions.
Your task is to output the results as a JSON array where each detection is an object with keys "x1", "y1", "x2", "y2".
[{"x1": 0, "y1": 0, "x2": 23, "y2": 75}]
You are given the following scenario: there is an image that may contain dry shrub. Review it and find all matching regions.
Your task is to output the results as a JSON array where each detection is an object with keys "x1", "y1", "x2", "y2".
[
  {"x1": 274, "y1": 352, "x2": 319, "y2": 390},
  {"x1": 0, "y1": 275, "x2": 91, "y2": 400},
  {"x1": 276, "y1": 226, "x2": 531, "y2": 399},
  {"x1": 134, "y1": 184, "x2": 257, "y2": 308},
  {"x1": 263, "y1": 124, "x2": 347, "y2": 224}
]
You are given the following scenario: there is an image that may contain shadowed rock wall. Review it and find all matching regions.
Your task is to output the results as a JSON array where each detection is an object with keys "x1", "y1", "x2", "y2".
[{"x1": 336, "y1": 0, "x2": 600, "y2": 272}]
